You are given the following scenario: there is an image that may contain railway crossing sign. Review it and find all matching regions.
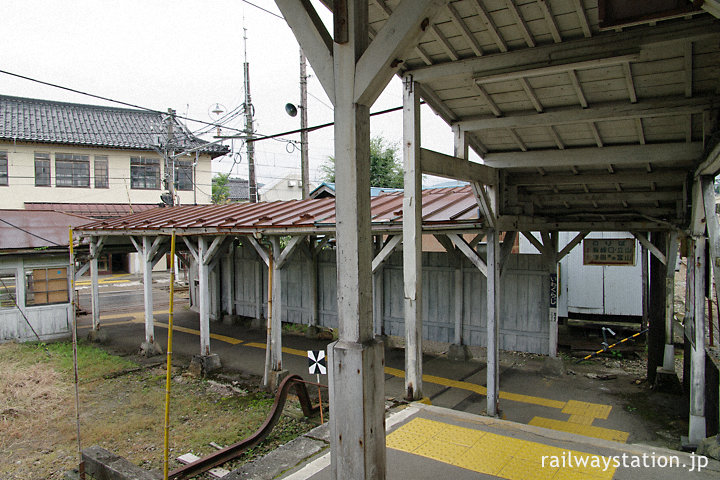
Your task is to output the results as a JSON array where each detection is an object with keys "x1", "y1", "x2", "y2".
[{"x1": 307, "y1": 350, "x2": 326, "y2": 375}]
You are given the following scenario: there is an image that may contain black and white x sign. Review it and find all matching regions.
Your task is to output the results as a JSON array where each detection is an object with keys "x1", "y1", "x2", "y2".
[{"x1": 307, "y1": 350, "x2": 327, "y2": 375}]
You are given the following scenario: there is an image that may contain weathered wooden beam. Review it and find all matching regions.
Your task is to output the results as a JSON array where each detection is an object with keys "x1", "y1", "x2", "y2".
[
  {"x1": 568, "y1": 69, "x2": 588, "y2": 108},
  {"x1": 571, "y1": 0, "x2": 592, "y2": 37},
  {"x1": 354, "y1": 0, "x2": 444, "y2": 106},
  {"x1": 590, "y1": 122, "x2": 604, "y2": 147},
  {"x1": 557, "y1": 231, "x2": 589, "y2": 261},
  {"x1": 202, "y1": 235, "x2": 227, "y2": 265},
  {"x1": 457, "y1": 96, "x2": 715, "y2": 132},
  {"x1": 415, "y1": 83, "x2": 458, "y2": 123},
  {"x1": 486, "y1": 228, "x2": 500, "y2": 415},
  {"x1": 448, "y1": 232, "x2": 487, "y2": 276},
  {"x1": 526, "y1": 191, "x2": 682, "y2": 205},
  {"x1": 521, "y1": 231, "x2": 547, "y2": 256},
  {"x1": 470, "y1": 0, "x2": 507, "y2": 52},
  {"x1": 685, "y1": 41, "x2": 693, "y2": 98},
  {"x1": 420, "y1": 148, "x2": 496, "y2": 184},
  {"x1": 508, "y1": 169, "x2": 689, "y2": 187},
  {"x1": 408, "y1": 19, "x2": 720, "y2": 83},
  {"x1": 447, "y1": 2, "x2": 483, "y2": 57},
  {"x1": 275, "y1": 0, "x2": 335, "y2": 103},
  {"x1": 472, "y1": 182, "x2": 497, "y2": 228},
  {"x1": 182, "y1": 237, "x2": 199, "y2": 263},
  {"x1": 483, "y1": 143, "x2": 704, "y2": 169},
  {"x1": 429, "y1": 23, "x2": 458, "y2": 61},
  {"x1": 537, "y1": 0, "x2": 562, "y2": 43},
  {"x1": 499, "y1": 230, "x2": 517, "y2": 274},
  {"x1": 474, "y1": 84, "x2": 502, "y2": 117},
  {"x1": 505, "y1": 0, "x2": 535, "y2": 47},
  {"x1": 245, "y1": 235, "x2": 269, "y2": 266},
  {"x1": 371, "y1": 234, "x2": 402, "y2": 273},
  {"x1": 507, "y1": 128, "x2": 528, "y2": 151},
  {"x1": 623, "y1": 62, "x2": 638, "y2": 103},
  {"x1": 633, "y1": 232, "x2": 667, "y2": 265}
]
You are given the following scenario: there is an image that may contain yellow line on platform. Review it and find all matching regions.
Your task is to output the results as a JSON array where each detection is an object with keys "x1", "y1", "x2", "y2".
[{"x1": 387, "y1": 417, "x2": 616, "y2": 480}]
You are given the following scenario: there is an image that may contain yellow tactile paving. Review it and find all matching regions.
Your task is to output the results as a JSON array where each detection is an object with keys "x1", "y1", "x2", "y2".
[
  {"x1": 387, "y1": 417, "x2": 616, "y2": 480},
  {"x1": 568, "y1": 414, "x2": 597, "y2": 426},
  {"x1": 529, "y1": 417, "x2": 629, "y2": 443},
  {"x1": 563, "y1": 400, "x2": 612, "y2": 420}
]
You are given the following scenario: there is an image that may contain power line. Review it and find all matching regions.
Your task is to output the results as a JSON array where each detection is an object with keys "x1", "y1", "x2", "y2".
[
  {"x1": 240, "y1": 0, "x2": 284, "y2": 20},
  {"x1": 0, "y1": 69, "x2": 247, "y2": 135}
]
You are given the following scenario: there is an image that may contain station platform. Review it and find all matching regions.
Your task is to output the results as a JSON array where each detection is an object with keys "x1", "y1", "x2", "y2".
[{"x1": 278, "y1": 404, "x2": 719, "y2": 480}]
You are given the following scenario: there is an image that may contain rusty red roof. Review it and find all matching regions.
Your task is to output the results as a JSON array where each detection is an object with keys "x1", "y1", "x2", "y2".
[
  {"x1": 0, "y1": 210, "x2": 92, "y2": 250},
  {"x1": 25, "y1": 202, "x2": 159, "y2": 219},
  {"x1": 77, "y1": 186, "x2": 482, "y2": 235}
]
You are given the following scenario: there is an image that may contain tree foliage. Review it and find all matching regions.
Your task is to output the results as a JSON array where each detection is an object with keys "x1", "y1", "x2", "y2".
[
  {"x1": 321, "y1": 136, "x2": 403, "y2": 188},
  {"x1": 211, "y1": 172, "x2": 231, "y2": 204}
]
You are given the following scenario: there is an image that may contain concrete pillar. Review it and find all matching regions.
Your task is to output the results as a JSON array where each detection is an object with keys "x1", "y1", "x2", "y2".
[
  {"x1": 403, "y1": 74, "x2": 423, "y2": 400},
  {"x1": 486, "y1": 229, "x2": 500, "y2": 416},
  {"x1": 648, "y1": 232, "x2": 668, "y2": 384},
  {"x1": 90, "y1": 240, "x2": 100, "y2": 331},
  {"x1": 328, "y1": 1, "x2": 385, "y2": 476},
  {"x1": 198, "y1": 237, "x2": 211, "y2": 356},
  {"x1": 689, "y1": 237, "x2": 707, "y2": 444},
  {"x1": 663, "y1": 232, "x2": 679, "y2": 370},
  {"x1": 270, "y1": 237, "x2": 283, "y2": 372}
]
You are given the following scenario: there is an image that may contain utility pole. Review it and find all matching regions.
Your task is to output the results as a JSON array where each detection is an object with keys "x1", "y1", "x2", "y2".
[
  {"x1": 244, "y1": 27, "x2": 257, "y2": 203},
  {"x1": 165, "y1": 108, "x2": 176, "y2": 206},
  {"x1": 300, "y1": 49, "x2": 309, "y2": 199}
]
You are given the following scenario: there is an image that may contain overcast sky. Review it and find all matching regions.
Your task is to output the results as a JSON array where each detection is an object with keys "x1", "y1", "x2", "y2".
[{"x1": 0, "y1": 0, "x2": 454, "y2": 187}]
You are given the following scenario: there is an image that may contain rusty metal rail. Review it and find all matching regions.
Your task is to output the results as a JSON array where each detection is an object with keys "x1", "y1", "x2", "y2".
[{"x1": 168, "y1": 374, "x2": 319, "y2": 480}]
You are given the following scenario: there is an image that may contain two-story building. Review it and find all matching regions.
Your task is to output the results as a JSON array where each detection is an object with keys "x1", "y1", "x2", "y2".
[{"x1": 0, "y1": 94, "x2": 229, "y2": 272}]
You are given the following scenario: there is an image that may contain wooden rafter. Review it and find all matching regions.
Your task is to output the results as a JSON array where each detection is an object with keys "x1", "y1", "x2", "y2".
[
  {"x1": 447, "y1": 2, "x2": 484, "y2": 57},
  {"x1": 623, "y1": 62, "x2": 638, "y2": 103},
  {"x1": 507, "y1": 128, "x2": 528, "y2": 151},
  {"x1": 474, "y1": 84, "x2": 502, "y2": 117},
  {"x1": 374, "y1": 0, "x2": 392, "y2": 17},
  {"x1": 537, "y1": 0, "x2": 562, "y2": 43},
  {"x1": 568, "y1": 69, "x2": 588, "y2": 108},
  {"x1": 429, "y1": 23, "x2": 459, "y2": 61},
  {"x1": 505, "y1": 0, "x2": 535, "y2": 48},
  {"x1": 548, "y1": 125, "x2": 565, "y2": 150},
  {"x1": 470, "y1": 0, "x2": 508, "y2": 52},
  {"x1": 571, "y1": 0, "x2": 592, "y2": 38},
  {"x1": 635, "y1": 118, "x2": 646, "y2": 145},
  {"x1": 415, "y1": 45, "x2": 433, "y2": 66},
  {"x1": 518, "y1": 77, "x2": 543, "y2": 113},
  {"x1": 589, "y1": 122, "x2": 604, "y2": 147},
  {"x1": 687, "y1": 114, "x2": 693, "y2": 143}
]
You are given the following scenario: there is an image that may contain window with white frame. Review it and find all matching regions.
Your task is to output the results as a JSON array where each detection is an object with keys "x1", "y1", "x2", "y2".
[
  {"x1": 35, "y1": 152, "x2": 51, "y2": 186},
  {"x1": 0, "y1": 151, "x2": 7, "y2": 186},
  {"x1": 175, "y1": 160, "x2": 193, "y2": 191},
  {"x1": 56, "y1": 153, "x2": 90, "y2": 187},
  {"x1": 25, "y1": 267, "x2": 69, "y2": 306},
  {"x1": 0, "y1": 271, "x2": 17, "y2": 308},
  {"x1": 94, "y1": 156, "x2": 109, "y2": 188},
  {"x1": 130, "y1": 156, "x2": 160, "y2": 189}
]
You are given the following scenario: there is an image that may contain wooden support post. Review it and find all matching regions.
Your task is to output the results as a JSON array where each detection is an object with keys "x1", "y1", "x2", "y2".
[
  {"x1": 663, "y1": 232, "x2": 679, "y2": 370},
  {"x1": 486, "y1": 229, "x2": 500, "y2": 416},
  {"x1": 310, "y1": 240, "x2": 320, "y2": 328},
  {"x1": 141, "y1": 236, "x2": 157, "y2": 354},
  {"x1": 198, "y1": 237, "x2": 211, "y2": 356},
  {"x1": 689, "y1": 236, "x2": 707, "y2": 443},
  {"x1": 89, "y1": 238, "x2": 101, "y2": 331},
  {"x1": 648, "y1": 232, "x2": 668, "y2": 385},
  {"x1": 222, "y1": 245, "x2": 234, "y2": 317},
  {"x1": 373, "y1": 236, "x2": 385, "y2": 337},
  {"x1": 641, "y1": 243, "x2": 649, "y2": 331},
  {"x1": 546, "y1": 232, "x2": 559, "y2": 357},
  {"x1": 403, "y1": 74, "x2": 423, "y2": 400},
  {"x1": 270, "y1": 236, "x2": 284, "y2": 372},
  {"x1": 327, "y1": 1, "x2": 385, "y2": 476},
  {"x1": 454, "y1": 265, "x2": 464, "y2": 345}
]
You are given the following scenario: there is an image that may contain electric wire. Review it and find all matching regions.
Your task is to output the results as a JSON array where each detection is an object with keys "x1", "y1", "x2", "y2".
[{"x1": 0, "y1": 217, "x2": 65, "y2": 247}]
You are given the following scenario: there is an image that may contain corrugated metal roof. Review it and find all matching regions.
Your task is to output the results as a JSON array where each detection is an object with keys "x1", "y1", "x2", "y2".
[
  {"x1": 0, "y1": 95, "x2": 229, "y2": 158},
  {"x1": 78, "y1": 186, "x2": 482, "y2": 234},
  {"x1": 0, "y1": 210, "x2": 92, "y2": 250},
  {"x1": 25, "y1": 203, "x2": 159, "y2": 219}
]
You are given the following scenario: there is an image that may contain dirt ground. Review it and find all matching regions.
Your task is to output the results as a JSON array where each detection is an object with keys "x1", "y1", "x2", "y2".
[{"x1": 0, "y1": 341, "x2": 316, "y2": 480}]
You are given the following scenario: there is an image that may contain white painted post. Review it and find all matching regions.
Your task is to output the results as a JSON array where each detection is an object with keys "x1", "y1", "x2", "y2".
[
  {"x1": 663, "y1": 232, "x2": 678, "y2": 370},
  {"x1": 689, "y1": 237, "x2": 706, "y2": 444},
  {"x1": 327, "y1": 1, "x2": 385, "y2": 476},
  {"x1": 270, "y1": 237, "x2": 283, "y2": 371},
  {"x1": 90, "y1": 239, "x2": 100, "y2": 331},
  {"x1": 198, "y1": 237, "x2": 211, "y2": 356},
  {"x1": 454, "y1": 266, "x2": 464, "y2": 345},
  {"x1": 486, "y1": 229, "x2": 500, "y2": 416},
  {"x1": 403, "y1": 74, "x2": 423, "y2": 400},
  {"x1": 142, "y1": 236, "x2": 155, "y2": 346},
  {"x1": 222, "y1": 247, "x2": 234, "y2": 317}
]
